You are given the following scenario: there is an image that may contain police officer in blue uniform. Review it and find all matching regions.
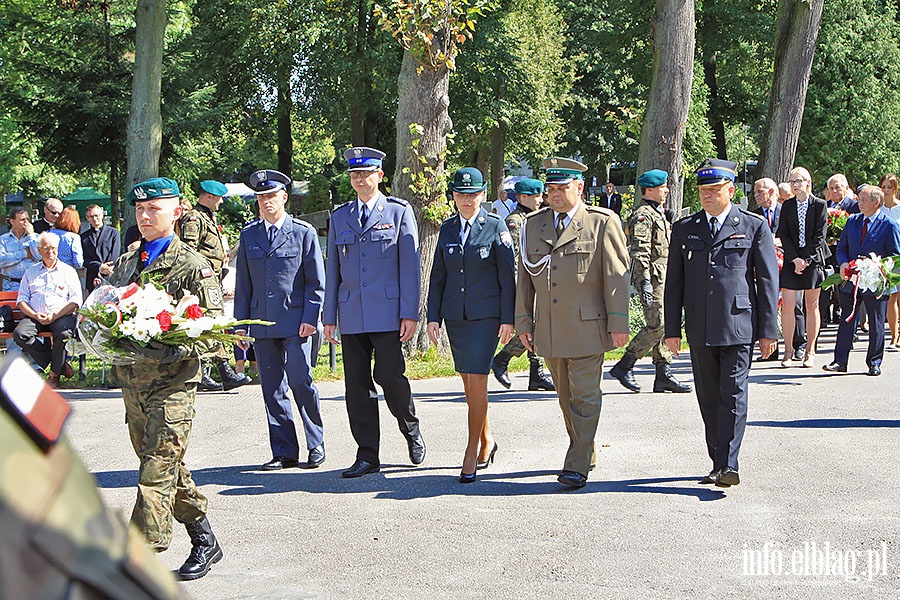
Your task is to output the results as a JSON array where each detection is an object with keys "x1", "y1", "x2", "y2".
[
  {"x1": 664, "y1": 159, "x2": 779, "y2": 489},
  {"x1": 323, "y1": 147, "x2": 425, "y2": 478},
  {"x1": 234, "y1": 169, "x2": 326, "y2": 471}
]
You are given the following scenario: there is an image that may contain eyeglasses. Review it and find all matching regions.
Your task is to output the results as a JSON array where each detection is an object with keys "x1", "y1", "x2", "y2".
[
  {"x1": 46, "y1": 208, "x2": 60, "y2": 216},
  {"x1": 788, "y1": 179, "x2": 808, "y2": 185}
]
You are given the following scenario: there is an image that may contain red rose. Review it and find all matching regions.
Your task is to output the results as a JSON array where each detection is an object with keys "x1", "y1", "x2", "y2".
[
  {"x1": 185, "y1": 304, "x2": 204, "y2": 319},
  {"x1": 156, "y1": 311, "x2": 172, "y2": 331},
  {"x1": 141, "y1": 251, "x2": 149, "y2": 263}
]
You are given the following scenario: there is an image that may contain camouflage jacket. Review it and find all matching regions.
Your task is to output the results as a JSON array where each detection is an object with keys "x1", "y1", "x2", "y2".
[
  {"x1": 625, "y1": 198, "x2": 670, "y2": 287},
  {"x1": 179, "y1": 204, "x2": 224, "y2": 280},
  {"x1": 504, "y1": 203, "x2": 532, "y2": 259}
]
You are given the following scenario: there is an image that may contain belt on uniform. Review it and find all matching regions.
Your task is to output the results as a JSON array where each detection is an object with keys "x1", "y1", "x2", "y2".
[{"x1": 1, "y1": 275, "x2": 21, "y2": 283}]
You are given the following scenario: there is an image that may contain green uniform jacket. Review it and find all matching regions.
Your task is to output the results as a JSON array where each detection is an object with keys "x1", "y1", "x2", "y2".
[
  {"x1": 504, "y1": 203, "x2": 532, "y2": 259},
  {"x1": 625, "y1": 198, "x2": 670, "y2": 289},
  {"x1": 179, "y1": 204, "x2": 225, "y2": 280}
]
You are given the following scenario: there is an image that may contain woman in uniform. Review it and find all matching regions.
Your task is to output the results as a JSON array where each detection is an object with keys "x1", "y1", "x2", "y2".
[{"x1": 427, "y1": 168, "x2": 516, "y2": 482}]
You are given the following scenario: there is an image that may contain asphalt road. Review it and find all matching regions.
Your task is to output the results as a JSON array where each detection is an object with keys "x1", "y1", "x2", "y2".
[{"x1": 63, "y1": 324, "x2": 900, "y2": 599}]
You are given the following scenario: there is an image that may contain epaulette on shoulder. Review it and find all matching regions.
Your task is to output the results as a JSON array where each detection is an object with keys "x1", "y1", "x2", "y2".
[
  {"x1": 442, "y1": 214, "x2": 458, "y2": 224},
  {"x1": 525, "y1": 206, "x2": 553, "y2": 220},
  {"x1": 385, "y1": 196, "x2": 410, "y2": 206},
  {"x1": 332, "y1": 201, "x2": 353, "y2": 213},
  {"x1": 291, "y1": 217, "x2": 313, "y2": 229},
  {"x1": 184, "y1": 213, "x2": 199, "y2": 221},
  {"x1": 585, "y1": 205, "x2": 613, "y2": 216},
  {"x1": 675, "y1": 211, "x2": 698, "y2": 225},
  {"x1": 485, "y1": 212, "x2": 501, "y2": 220},
  {"x1": 241, "y1": 219, "x2": 261, "y2": 231},
  {"x1": 739, "y1": 208, "x2": 765, "y2": 222}
]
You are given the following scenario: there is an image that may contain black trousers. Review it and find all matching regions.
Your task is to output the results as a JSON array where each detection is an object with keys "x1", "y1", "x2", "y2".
[
  {"x1": 341, "y1": 331, "x2": 420, "y2": 464},
  {"x1": 14, "y1": 314, "x2": 76, "y2": 375},
  {"x1": 688, "y1": 342, "x2": 751, "y2": 471},
  {"x1": 834, "y1": 289, "x2": 886, "y2": 368}
]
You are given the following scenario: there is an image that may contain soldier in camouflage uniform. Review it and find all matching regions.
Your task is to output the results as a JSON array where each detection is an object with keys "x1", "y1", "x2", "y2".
[
  {"x1": 490, "y1": 178, "x2": 554, "y2": 391},
  {"x1": 109, "y1": 177, "x2": 224, "y2": 580},
  {"x1": 0, "y1": 356, "x2": 190, "y2": 599},
  {"x1": 609, "y1": 170, "x2": 692, "y2": 393},
  {"x1": 178, "y1": 179, "x2": 251, "y2": 392}
]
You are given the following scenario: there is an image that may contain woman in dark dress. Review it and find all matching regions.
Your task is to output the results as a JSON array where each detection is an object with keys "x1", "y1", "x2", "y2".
[
  {"x1": 776, "y1": 166, "x2": 830, "y2": 368},
  {"x1": 427, "y1": 168, "x2": 516, "y2": 483}
]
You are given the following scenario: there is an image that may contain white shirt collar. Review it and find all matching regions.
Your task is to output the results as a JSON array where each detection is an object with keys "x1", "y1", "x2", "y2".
[
  {"x1": 358, "y1": 193, "x2": 382, "y2": 214},
  {"x1": 264, "y1": 213, "x2": 288, "y2": 231},
  {"x1": 555, "y1": 202, "x2": 582, "y2": 225},
  {"x1": 705, "y1": 202, "x2": 733, "y2": 226}
]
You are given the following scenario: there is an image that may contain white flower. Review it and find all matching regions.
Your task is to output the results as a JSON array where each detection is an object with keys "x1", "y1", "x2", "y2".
[
  {"x1": 174, "y1": 292, "x2": 201, "y2": 317},
  {"x1": 176, "y1": 315, "x2": 216, "y2": 338}
]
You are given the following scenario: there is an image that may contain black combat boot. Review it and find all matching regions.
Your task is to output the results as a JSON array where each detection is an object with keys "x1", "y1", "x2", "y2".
[
  {"x1": 652, "y1": 363, "x2": 693, "y2": 393},
  {"x1": 527, "y1": 359, "x2": 555, "y2": 391},
  {"x1": 216, "y1": 359, "x2": 251, "y2": 391},
  {"x1": 609, "y1": 353, "x2": 640, "y2": 392},
  {"x1": 178, "y1": 517, "x2": 224, "y2": 580},
  {"x1": 490, "y1": 347, "x2": 514, "y2": 389},
  {"x1": 198, "y1": 363, "x2": 223, "y2": 392}
]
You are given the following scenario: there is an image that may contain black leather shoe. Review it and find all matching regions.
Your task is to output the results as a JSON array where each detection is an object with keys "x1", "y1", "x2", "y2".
[
  {"x1": 217, "y1": 359, "x2": 252, "y2": 391},
  {"x1": 715, "y1": 467, "x2": 740, "y2": 487},
  {"x1": 342, "y1": 459, "x2": 380, "y2": 478},
  {"x1": 527, "y1": 362, "x2": 555, "y2": 391},
  {"x1": 178, "y1": 518, "x2": 223, "y2": 580},
  {"x1": 306, "y1": 444, "x2": 325, "y2": 468},
  {"x1": 407, "y1": 433, "x2": 426, "y2": 465},
  {"x1": 261, "y1": 457, "x2": 300, "y2": 471},
  {"x1": 557, "y1": 470, "x2": 587, "y2": 488},
  {"x1": 459, "y1": 471, "x2": 476, "y2": 483},
  {"x1": 198, "y1": 364, "x2": 224, "y2": 392},
  {"x1": 700, "y1": 468, "x2": 720, "y2": 484},
  {"x1": 476, "y1": 442, "x2": 499, "y2": 470},
  {"x1": 491, "y1": 353, "x2": 512, "y2": 389},
  {"x1": 609, "y1": 356, "x2": 640, "y2": 392},
  {"x1": 868, "y1": 365, "x2": 882, "y2": 376},
  {"x1": 822, "y1": 362, "x2": 848, "y2": 373},
  {"x1": 652, "y1": 364, "x2": 693, "y2": 393}
]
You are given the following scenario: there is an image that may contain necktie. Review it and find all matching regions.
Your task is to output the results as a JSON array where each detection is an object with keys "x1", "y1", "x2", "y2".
[
  {"x1": 798, "y1": 200, "x2": 808, "y2": 246},
  {"x1": 268, "y1": 225, "x2": 276, "y2": 245},
  {"x1": 360, "y1": 205, "x2": 369, "y2": 229},
  {"x1": 462, "y1": 221, "x2": 471, "y2": 245},
  {"x1": 861, "y1": 218, "x2": 869, "y2": 243},
  {"x1": 766, "y1": 209, "x2": 773, "y2": 229},
  {"x1": 710, "y1": 216, "x2": 718, "y2": 237},
  {"x1": 556, "y1": 215, "x2": 567, "y2": 237}
]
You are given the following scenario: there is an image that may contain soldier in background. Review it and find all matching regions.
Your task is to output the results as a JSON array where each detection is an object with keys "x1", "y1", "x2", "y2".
[
  {"x1": 609, "y1": 170, "x2": 692, "y2": 394},
  {"x1": 0, "y1": 356, "x2": 190, "y2": 599},
  {"x1": 179, "y1": 179, "x2": 251, "y2": 392},
  {"x1": 110, "y1": 177, "x2": 224, "y2": 580},
  {"x1": 490, "y1": 178, "x2": 554, "y2": 391}
]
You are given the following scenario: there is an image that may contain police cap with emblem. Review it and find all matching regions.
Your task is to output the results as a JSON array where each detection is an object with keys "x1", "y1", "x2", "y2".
[
  {"x1": 344, "y1": 147, "x2": 386, "y2": 172},
  {"x1": 248, "y1": 170, "x2": 291, "y2": 194},
  {"x1": 126, "y1": 177, "x2": 181, "y2": 206},
  {"x1": 449, "y1": 167, "x2": 487, "y2": 193},
  {"x1": 514, "y1": 178, "x2": 544, "y2": 196},
  {"x1": 199, "y1": 179, "x2": 228, "y2": 197},
  {"x1": 542, "y1": 157, "x2": 588, "y2": 184},
  {"x1": 696, "y1": 158, "x2": 738, "y2": 187},
  {"x1": 637, "y1": 169, "x2": 668, "y2": 189}
]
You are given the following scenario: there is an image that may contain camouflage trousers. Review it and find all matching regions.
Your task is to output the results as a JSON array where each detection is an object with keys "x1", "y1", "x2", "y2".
[
  {"x1": 624, "y1": 290, "x2": 673, "y2": 365},
  {"x1": 499, "y1": 334, "x2": 543, "y2": 364},
  {"x1": 121, "y1": 381, "x2": 208, "y2": 551}
]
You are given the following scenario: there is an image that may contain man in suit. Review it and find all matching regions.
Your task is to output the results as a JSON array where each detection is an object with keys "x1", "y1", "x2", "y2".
[
  {"x1": 597, "y1": 182, "x2": 623, "y2": 217},
  {"x1": 516, "y1": 157, "x2": 630, "y2": 488},
  {"x1": 609, "y1": 169, "x2": 691, "y2": 393},
  {"x1": 32, "y1": 198, "x2": 62, "y2": 234},
  {"x1": 827, "y1": 174, "x2": 861, "y2": 214},
  {"x1": 664, "y1": 159, "x2": 779, "y2": 489},
  {"x1": 81, "y1": 204, "x2": 121, "y2": 294},
  {"x1": 752, "y1": 178, "x2": 806, "y2": 361},
  {"x1": 323, "y1": 147, "x2": 425, "y2": 478},
  {"x1": 823, "y1": 185, "x2": 900, "y2": 376},
  {"x1": 234, "y1": 169, "x2": 326, "y2": 470}
]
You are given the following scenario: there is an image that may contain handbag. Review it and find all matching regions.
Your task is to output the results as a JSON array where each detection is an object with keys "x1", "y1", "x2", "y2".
[{"x1": 0, "y1": 305, "x2": 14, "y2": 333}]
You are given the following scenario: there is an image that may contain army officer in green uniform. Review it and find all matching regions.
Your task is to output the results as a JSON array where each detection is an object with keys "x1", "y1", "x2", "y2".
[
  {"x1": 609, "y1": 169, "x2": 692, "y2": 394},
  {"x1": 110, "y1": 177, "x2": 224, "y2": 580},
  {"x1": 179, "y1": 179, "x2": 251, "y2": 392}
]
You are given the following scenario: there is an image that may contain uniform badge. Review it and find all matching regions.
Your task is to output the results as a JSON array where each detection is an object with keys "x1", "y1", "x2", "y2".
[
  {"x1": 479, "y1": 246, "x2": 490, "y2": 259},
  {"x1": 201, "y1": 267, "x2": 214, "y2": 278},
  {"x1": 500, "y1": 231, "x2": 513, "y2": 248},
  {"x1": 353, "y1": 148, "x2": 362, "y2": 157},
  {"x1": 462, "y1": 172, "x2": 472, "y2": 183},
  {"x1": 134, "y1": 186, "x2": 147, "y2": 200},
  {"x1": 449, "y1": 247, "x2": 454, "y2": 254},
  {"x1": 208, "y1": 286, "x2": 222, "y2": 307}
]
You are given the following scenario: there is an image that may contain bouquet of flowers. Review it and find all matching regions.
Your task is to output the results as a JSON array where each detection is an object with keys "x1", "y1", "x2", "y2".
[
  {"x1": 76, "y1": 282, "x2": 272, "y2": 365},
  {"x1": 826, "y1": 208, "x2": 849, "y2": 245},
  {"x1": 821, "y1": 253, "x2": 900, "y2": 320}
]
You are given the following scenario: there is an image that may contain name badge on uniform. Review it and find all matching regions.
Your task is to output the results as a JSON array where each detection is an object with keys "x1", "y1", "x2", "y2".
[{"x1": 479, "y1": 246, "x2": 490, "y2": 259}]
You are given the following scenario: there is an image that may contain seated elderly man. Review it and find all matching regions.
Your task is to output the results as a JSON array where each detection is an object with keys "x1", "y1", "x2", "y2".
[{"x1": 14, "y1": 232, "x2": 83, "y2": 386}]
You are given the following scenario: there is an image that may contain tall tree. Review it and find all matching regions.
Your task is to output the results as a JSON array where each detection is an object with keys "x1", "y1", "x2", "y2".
[
  {"x1": 376, "y1": 0, "x2": 495, "y2": 352},
  {"x1": 637, "y1": 0, "x2": 696, "y2": 212},
  {"x1": 755, "y1": 0, "x2": 824, "y2": 182}
]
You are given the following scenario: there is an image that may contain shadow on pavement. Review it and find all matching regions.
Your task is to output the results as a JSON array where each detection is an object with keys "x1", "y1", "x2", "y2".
[{"x1": 749, "y1": 418, "x2": 900, "y2": 428}]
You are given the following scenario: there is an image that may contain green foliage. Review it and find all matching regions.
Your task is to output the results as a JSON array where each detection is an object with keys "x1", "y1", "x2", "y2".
[
  {"x1": 217, "y1": 197, "x2": 255, "y2": 248},
  {"x1": 305, "y1": 173, "x2": 333, "y2": 214}
]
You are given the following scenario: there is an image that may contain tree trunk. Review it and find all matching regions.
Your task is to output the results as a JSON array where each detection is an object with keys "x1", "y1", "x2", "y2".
[
  {"x1": 637, "y1": 0, "x2": 695, "y2": 215},
  {"x1": 276, "y1": 58, "x2": 293, "y2": 179},
  {"x1": 490, "y1": 123, "x2": 506, "y2": 203},
  {"x1": 393, "y1": 50, "x2": 452, "y2": 354},
  {"x1": 756, "y1": 0, "x2": 824, "y2": 183},
  {"x1": 703, "y1": 52, "x2": 728, "y2": 159},
  {"x1": 125, "y1": 0, "x2": 165, "y2": 230},
  {"x1": 109, "y1": 161, "x2": 119, "y2": 230}
]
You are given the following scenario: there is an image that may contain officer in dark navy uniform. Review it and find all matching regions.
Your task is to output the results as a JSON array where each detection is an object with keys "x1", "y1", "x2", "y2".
[
  {"x1": 664, "y1": 159, "x2": 779, "y2": 489},
  {"x1": 323, "y1": 147, "x2": 425, "y2": 478},
  {"x1": 234, "y1": 169, "x2": 326, "y2": 471}
]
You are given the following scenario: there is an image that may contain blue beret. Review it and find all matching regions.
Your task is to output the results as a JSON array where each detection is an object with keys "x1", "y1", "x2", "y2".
[
  {"x1": 542, "y1": 157, "x2": 588, "y2": 184},
  {"x1": 248, "y1": 170, "x2": 291, "y2": 194},
  {"x1": 449, "y1": 167, "x2": 487, "y2": 193},
  {"x1": 514, "y1": 178, "x2": 544, "y2": 195},
  {"x1": 697, "y1": 158, "x2": 737, "y2": 186},
  {"x1": 126, "y1": 177, "x2": 180, "y2": 205},
  {"x1": 637, "y1": 169, "x2": 668, "y2": 188},
  {"x1": 344, "y1": 147, "x2": 386, "y2": 171},
  {"x1": 199, "y1": 180, "x2": 228, "y2": 197}
]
